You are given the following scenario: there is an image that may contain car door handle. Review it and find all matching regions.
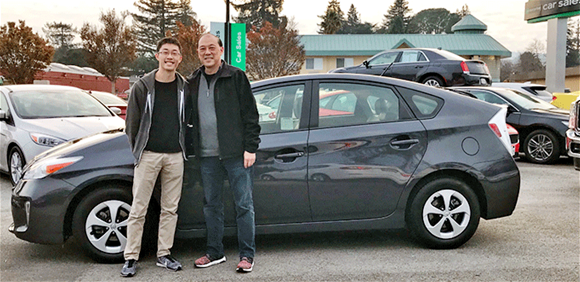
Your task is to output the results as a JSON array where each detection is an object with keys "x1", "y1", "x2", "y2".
[
  {"x1": 390, "y1": 138, "x2": 419, "y2": 149},
  {"x1": 415, "y1": 66, "x2": 424, "y2": 68},
  {"x1": 275, "y1": 152, "x2": 304, "y2": 159}
]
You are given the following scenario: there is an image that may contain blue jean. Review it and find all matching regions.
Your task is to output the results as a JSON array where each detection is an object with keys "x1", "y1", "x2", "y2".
[{"x1": 200, "y1": 157, "x2": 255, "y2": 259}]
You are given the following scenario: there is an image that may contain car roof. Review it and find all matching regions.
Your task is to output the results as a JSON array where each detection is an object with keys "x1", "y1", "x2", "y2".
[{"x1": 492, "y1": 82, "x2": 547, "y2": 88}]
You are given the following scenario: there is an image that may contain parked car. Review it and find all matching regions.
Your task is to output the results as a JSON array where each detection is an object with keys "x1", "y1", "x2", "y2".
[
  {"x1": 0, "y1": 85, "x2": 125, "y2": 185},
  {"x1": 329, "y1": 48, "x2": 492, "y2": 87},
  {"x1": 492, "y1": 82, "x2": 554, "y2": 103},
  {"x1": 566, "y1": 95, "x2": 580, "y2": 170},
  {"x1": 552, "y1": 91, "x2": 580, "y2": 110},
  {"x1": 9, "y1": 74, "x2": 520, "y2": 262},
  {"x1": 87, "y1": 90, "x2": 128, "y2": 119},
  {"x1": 450, "y1": 86, "x2": 569, "y2": 164},
  {"x1": 507, "y1": 124, "x2": 520, "y2": 157}
]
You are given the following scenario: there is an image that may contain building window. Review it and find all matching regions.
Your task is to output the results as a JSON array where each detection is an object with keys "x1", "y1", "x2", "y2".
[
  {"x1": 336, "y1": 58, "x2": 354, "y2": 68},
  {"x1": 306, "y1": 58, "x2": 323, "y2": 70}
]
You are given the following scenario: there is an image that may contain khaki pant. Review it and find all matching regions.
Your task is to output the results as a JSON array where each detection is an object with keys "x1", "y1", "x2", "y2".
[{"x1": 124, "y1": 151, "x2": 184, "y2": 260}]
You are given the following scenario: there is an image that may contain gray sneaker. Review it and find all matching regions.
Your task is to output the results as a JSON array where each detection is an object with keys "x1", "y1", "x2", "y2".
[
  {"x1": 156, "y1": 255, "x2": 182, "y2": 271},
  {"x1": 121, "y1": 259, "x2": 137, "y2": 277}
]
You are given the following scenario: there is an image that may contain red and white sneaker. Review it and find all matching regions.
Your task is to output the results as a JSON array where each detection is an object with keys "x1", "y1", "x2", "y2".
[
  {"x1": 236, "y1": 257, "x2": 254, "y2": 272},
  {"x1": 194, "y1": 254, "x2": 226, "y2": 268}
]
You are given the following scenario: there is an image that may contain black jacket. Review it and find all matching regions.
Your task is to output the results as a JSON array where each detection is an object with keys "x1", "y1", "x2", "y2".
[{"x1": 187, "y1": 62, "x2": 260, "y2": 159}]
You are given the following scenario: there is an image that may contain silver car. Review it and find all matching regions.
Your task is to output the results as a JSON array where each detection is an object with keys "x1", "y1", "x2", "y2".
[
  {"x1": 0, "y1": 85, "x2": 125, "y2": 185},
  {"x1": 492, "y1": 82, "x2": 554, "y2": 102}
]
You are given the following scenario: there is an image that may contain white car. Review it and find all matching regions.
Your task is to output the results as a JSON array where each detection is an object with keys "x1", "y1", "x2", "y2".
[
  {"x1": 492, "y1": 82, "x2": 554, "y2": 102},
  {"x1": 0, "y1": 85, "x2": 125, "y2": 185}
]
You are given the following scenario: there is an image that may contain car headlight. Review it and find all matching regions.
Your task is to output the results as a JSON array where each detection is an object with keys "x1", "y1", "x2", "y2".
[
  {"x1": 22, "y1": 156, "x2": 83, "y2": 180},
  {"x1": 30, "y1": 133, "x2": 67, "y2": 147}
]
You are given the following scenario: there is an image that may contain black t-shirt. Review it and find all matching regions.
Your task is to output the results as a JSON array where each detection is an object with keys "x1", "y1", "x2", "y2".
[{"x1": 144, "y1": 78, "x2": 181, "y2": 153}]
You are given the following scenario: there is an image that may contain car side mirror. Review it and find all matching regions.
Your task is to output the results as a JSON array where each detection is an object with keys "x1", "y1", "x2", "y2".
[
  {"x1": 363, "y1": 60, "x2": 370, "y2": 69},
  {"x1": 0, "y1": 110, "x2": 7, "y2": 121},
  {"x1": 110, "y1": 107, "x2": 122, "y2": 115}
]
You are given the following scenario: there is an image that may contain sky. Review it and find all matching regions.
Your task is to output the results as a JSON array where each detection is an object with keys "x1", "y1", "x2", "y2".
[{"x1": 0, "y1": 0, "x2": 557, "y2": 56}]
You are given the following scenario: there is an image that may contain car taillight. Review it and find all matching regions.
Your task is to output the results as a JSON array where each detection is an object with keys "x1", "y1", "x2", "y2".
[
  {"x1": 460, "y1": 61, "x2": 469, "y2": 73},
  {"x1": 488, "y1": 107, "x2": 514, "y2": 156},
  {"x1": 484, "y1": 63, "x2": 490, "y2": 74},
  {"x1": 553, "y1": 96, "x2": 557, "y2": 101},
  {"x1": 489, "y1": 123, "x2": 502, "y2": 138}
]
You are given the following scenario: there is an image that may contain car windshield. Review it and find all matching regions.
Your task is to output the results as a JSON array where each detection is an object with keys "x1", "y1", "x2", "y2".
[
  {"x1": 496, "y1": 88, "x2": 558, "y2": 110},
  {"x1": 90, "y1": 92, "x2": 127, "y2": 105},
  {"x1": 10, "y1": 89, "x2": 113, "y2": 118}
]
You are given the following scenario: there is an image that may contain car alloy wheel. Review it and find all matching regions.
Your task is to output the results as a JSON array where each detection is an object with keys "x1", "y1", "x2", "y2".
[
  {"x1": 72, "y1": 185, "x2": 132, "y2": 262},
  {"x1": 85, "y1": 200, "x2": 131, "y2": 254},
  {"x1": 407, "y1": 178, "x2": 480, "y2": 249},
  {"x1": 422, "y1": 76, "x2": 443, "y2": 87},
  {"x1": 9, "y1": 147, "x2": 24, "y2": 186},
  {"x1": 422, "y1": 189, "x2": 470, "y2": 239},
  {"x1": 524, "y1": 129, "x2": 560, "y2": 164}
]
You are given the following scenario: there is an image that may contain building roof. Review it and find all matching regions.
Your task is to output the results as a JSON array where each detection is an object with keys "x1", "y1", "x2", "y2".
[
  {"x1": 44, "y1": 63, "x2": 103, "y2": 76},
  {"x1": 451, "y1": 15, "x2": 488, "y2": 33},
  {"x1": 300, "y1": 34, "x2": 512, "y2": 57}
]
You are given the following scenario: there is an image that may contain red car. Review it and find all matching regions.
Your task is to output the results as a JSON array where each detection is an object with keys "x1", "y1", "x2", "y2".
[{"x1": 88, "y1": 91, "x2": 128, "y2": 119}]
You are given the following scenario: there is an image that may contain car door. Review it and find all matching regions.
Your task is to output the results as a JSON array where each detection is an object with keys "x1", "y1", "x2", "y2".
[
  {"x1": 306, "y1": 80, "x2": 427, "y2": 221},
  {"x1": 0, "y1": 92, "x2": 14, "y2": 172},
  {"x1": 360, "y1": 51, "x2": 401, "y2": 76},
  {"x1": 390, "y1": 50, "x2": 430, "y2": 82},
  {"x1": 178, "y1": 82, "x2": 313, "y2": 229}
]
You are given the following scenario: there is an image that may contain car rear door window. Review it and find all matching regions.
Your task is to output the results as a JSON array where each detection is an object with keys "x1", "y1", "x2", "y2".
[
  {"x1": 316, "y1": 83, "x2": 412, "y2": 128},
  {"x1": 397, "y1": 87, "x2": 444, "y2": 119}
]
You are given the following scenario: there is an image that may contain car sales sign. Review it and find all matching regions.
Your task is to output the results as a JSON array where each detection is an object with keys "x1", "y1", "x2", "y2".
[{"x1": 525, "y1": 0, "x2": 580, "y2": 23}]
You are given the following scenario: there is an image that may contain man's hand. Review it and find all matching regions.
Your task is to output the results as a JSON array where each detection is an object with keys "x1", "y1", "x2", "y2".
[{"x1": 244, "y1": 151, "x2": 256, "y2": 168}]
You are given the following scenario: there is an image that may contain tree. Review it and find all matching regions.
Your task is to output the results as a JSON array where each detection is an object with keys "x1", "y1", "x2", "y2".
[
  {"x1": 337, "y1": 4, "x2": 374, "y2": 34},
  {"x1": 0, "y1": 20, "x2": 54, "y2": 84},
  {"x1": 407, "y1": 8, "x2": 461, "y2": 34},
  {"x1": 132, "y1": 0, "x2": 196, "y2": 56},
  {"x1": 456, "y1": 4, "x2": 470, "y2": 18},
  {"x1": 246, "y1": 20, "x2": 305, "y2": 80},
  {"x1": 566, "y1": 19, "x2": 580, "y2": 68},
  {"x1": 232, "y1": 0, "x2": 286, "y2": 31},
  {"x1": 43, "y1": 22, "x2": 76, "y2": 49},
  {"x1": 318, "y1": 0, "x2": 344, "y2": 34},
  {"x1": 377, "y1": 0, "x2": 412, "y2": 34},
  {"x1": 174, "y1": 20, "x2": 206, "y2": 76},
  {"x1": 80, "y1": 10, "x2": 137, "y2": 93}
]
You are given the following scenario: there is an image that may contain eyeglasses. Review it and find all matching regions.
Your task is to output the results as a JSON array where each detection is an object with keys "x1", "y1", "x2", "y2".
[{"x1": 158, "y1": 50, "x2": 181, "y2": 57}]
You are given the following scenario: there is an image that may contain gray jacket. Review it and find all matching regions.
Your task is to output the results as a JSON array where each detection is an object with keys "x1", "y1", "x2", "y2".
[{"x1": 125, "y1": 69, "x2": 188, "y2": 164}]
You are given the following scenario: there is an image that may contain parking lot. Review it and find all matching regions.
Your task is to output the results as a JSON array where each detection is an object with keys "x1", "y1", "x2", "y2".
[{"x1": 1, "y1": 158, "x2": 578, "y2": 281}]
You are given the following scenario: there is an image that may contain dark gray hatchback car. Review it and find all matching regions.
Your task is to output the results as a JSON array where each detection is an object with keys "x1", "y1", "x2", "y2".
[{"x1": 10, "y1": 74, "x2": 520, "y2": 262}]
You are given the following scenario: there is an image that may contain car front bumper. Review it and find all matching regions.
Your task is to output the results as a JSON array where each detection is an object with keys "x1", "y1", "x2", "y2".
[
  {"x1": 566, "y1": 129, "x2": 580, "y2": 171},
  {"x1": 9, "y1": 177, "x2": 74, "y2": 244}
]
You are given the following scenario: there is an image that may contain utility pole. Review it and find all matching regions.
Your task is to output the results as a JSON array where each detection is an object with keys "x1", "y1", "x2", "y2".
[{"x1": 225, "y1": 0, "x2": 230, "y2": 64}]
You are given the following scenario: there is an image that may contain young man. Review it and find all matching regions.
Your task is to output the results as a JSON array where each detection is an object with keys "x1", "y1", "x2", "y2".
[
  {"x1": 122, "y1": 37, "x2": 188, "y2": 277},
  {"x1": 188, "y1": 33, "x2": 261, "y2": 272}
]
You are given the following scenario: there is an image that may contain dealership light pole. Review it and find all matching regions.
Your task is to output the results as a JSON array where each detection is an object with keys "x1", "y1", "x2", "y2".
[{"x1": 225, "y1": 0, "x2": 231, "y2": 64}]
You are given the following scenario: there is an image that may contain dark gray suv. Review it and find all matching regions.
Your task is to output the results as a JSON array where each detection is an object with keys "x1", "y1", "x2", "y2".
[{"x1": 10, "y1": 74, "x2": 520, "y2": 262}]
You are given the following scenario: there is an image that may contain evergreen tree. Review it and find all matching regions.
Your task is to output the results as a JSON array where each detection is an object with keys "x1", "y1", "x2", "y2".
[
  {"x1": 407, "y1": 8, "x2": 461, "y2": 34},
  {"x1": 318, "y1": 0, "x2": 344, "y2": 34},
  {"x1": 43, "y1": 22, "x2": 76, "y2": 49},
  {"x1": 337, "y1": 4, "x2": 374, "y2": 34},
  {"x1": 232, "y1": 0, "x2": 286, "y2": 32},
  {"x1": 378, "y1": 0, "x2": 412, "y2": 34},
  {"x1": 131, "y1": 0, "x2": 196, "y2": 56}
]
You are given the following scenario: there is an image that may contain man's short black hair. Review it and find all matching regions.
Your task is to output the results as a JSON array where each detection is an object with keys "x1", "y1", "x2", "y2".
[{"x1": 157, "y1": 37, "x2": 182, "y2": 52}]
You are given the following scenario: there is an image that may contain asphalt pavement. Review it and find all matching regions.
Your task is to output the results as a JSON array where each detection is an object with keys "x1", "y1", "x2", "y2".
[{"x1": 0, "y1": 158, "x2": 578, "y2": 281}]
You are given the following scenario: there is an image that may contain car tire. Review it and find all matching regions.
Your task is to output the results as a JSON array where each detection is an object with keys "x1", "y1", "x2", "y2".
[
  {"x1": 422, "y1": 76, "x2": 444, "y2": 87},
  {"x1": 407, "y1": 178, "x2": 480, "y2": 249},
  {"x1": 72, "y1": 185, "x2": 133, "y2": 263},
  {"x1": 8, "y1": 146, "x2": 25, "y2": 186},
  {"x1": 523, "y1": 129, "x2": 560, "y2": 164}
]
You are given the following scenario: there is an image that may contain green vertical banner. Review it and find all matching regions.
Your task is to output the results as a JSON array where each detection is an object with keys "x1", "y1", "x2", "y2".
[{"x1": 230, "y1": 23, "x2": 246, "y2": 71}]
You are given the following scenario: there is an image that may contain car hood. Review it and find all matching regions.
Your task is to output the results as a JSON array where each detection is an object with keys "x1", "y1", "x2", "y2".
[
  {"x1": 530, "y1": 108, "x2": 569, "y2": 119},
  {"x1": 19, "y1": 116, "x2": 126, "y2": 140}
]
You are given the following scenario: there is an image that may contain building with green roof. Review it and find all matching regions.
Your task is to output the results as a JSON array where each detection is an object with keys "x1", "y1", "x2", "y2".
[{"x1": 299, "y1": 15, "x2": 511, "y2": 82}]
